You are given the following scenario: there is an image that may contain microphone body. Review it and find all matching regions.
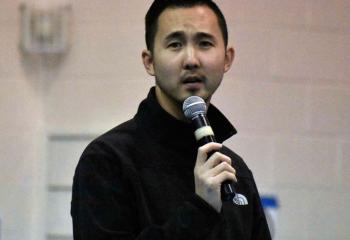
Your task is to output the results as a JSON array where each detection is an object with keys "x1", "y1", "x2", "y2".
[{"x1": 183, "y1": 96, "x2": 236, "y2": 201}]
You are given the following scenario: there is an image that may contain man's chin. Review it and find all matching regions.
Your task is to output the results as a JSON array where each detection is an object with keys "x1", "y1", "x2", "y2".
[{"x1": 180, "y1": 90, "x2": 210, "y2": 103}]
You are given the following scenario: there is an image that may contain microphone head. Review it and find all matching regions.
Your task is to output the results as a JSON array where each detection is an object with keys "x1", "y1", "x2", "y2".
[{"x1": 182, "y1": 96, "x2": 207, "y2": 120}]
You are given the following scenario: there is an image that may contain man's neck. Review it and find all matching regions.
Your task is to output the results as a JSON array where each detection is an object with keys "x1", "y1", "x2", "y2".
[{"x1": 155, "y1": 87, "x2": 188, "y2": 122}]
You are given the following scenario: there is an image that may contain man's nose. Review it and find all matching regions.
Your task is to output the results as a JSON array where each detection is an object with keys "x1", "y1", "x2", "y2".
[{"x1": 183, "y1": 46, "x2": 200, "y2": 70}]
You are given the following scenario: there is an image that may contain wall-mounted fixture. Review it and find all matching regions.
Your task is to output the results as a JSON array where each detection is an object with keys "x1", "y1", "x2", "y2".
[{"x1": 19, "y1": 3, "x2": 72, "y2": 55}]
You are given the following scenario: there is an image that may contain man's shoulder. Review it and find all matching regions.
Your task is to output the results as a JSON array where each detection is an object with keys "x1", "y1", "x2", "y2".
[
  {"x1": 99, "y1": 118, "x2": 138, "y2": 142},
  {"x1": 73, "y1": 119, "x2": 140, "y2": 188},
  {"x1": 82, "y1": 118, "x2": 139, "y2": 158}
]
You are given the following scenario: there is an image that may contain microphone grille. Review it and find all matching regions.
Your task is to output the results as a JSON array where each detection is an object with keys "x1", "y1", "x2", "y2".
[{"x1": 182, "y1": 96, "x2": 207, "y2": 119}]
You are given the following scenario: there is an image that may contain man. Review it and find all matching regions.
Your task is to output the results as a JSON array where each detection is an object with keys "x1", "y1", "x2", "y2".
[{"x1": 71, "y1": 0, "x2": 271, "y2": 239}]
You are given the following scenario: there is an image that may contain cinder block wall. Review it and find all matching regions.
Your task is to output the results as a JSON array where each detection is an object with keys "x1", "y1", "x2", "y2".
[{"x1": 0, "y1": 1, "x2": 349, "y2": 239}]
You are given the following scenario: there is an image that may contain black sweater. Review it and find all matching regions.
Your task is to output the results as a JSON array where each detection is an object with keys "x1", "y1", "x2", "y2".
[{"x1": 71, "y1": 87, "x2": 271, "y2": 240}]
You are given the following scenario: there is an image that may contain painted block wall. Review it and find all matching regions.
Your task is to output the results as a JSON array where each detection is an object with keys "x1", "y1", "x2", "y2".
[{"x1": 0, "y1": 1, "x2": 349, "y2": 239}]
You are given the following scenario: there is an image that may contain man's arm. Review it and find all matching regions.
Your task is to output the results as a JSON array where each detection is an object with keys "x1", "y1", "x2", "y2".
[
  {"x1": 71, "y1": 150, "x2": 223, "y2": 240},
  {"x1": 250, "y1": 180, "x2": 272, "y2": 239}
]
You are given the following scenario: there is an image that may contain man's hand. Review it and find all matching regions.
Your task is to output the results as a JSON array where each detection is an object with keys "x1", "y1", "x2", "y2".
[{"x1": 194, "y1": 142, "x2": 237, "y2": 212}]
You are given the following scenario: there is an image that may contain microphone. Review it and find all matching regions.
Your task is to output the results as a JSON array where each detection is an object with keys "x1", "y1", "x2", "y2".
[{"x1": 183, "y1": 96, "x2": 236, "y2": 201}]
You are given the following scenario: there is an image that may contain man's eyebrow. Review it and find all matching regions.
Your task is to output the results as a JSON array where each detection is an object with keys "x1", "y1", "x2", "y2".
[
  {"x1": 164, "y1": 31, "x2": 185, "y2": 41},
  {"x1": 194, "y1": 32, "x2": 216, "y2": 42}
]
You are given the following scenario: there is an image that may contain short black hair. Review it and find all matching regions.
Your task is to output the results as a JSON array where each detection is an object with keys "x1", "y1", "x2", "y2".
[{"x1": 145, "y1": 0, "x2": 228, "y2": 52}]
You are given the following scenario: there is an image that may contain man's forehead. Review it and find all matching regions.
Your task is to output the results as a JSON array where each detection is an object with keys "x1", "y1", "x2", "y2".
[
  {"x1": 156, "y1": 5, "x2": 221, "y2": 38},
  {"x1": 159, "y1": 5, "x2": 218, "y2": 23}
]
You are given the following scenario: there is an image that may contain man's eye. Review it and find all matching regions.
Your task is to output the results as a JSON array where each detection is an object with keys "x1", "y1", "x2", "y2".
[
  {"x1": 168, "y1": 42, "x2": 182, "y2": 49},
  {"x1": 199, "y1": 41, "x2": 213, "y2": 48}
]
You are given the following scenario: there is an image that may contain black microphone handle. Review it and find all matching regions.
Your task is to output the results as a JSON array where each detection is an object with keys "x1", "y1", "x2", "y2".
[{"x1": 192, "y1": 115, "x2": 236, "y2": 201}]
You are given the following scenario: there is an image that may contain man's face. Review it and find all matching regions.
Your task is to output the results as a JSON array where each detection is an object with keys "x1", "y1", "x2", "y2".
[{"x1": 143, "y1": 5, "x2": 234, "y2": 116}]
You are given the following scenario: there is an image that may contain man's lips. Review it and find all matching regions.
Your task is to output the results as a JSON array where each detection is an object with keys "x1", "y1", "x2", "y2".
[
  {"x1": 181, "y1": 75, "x2": 205, "y2": 84},
  {"x1": 181, "y1": 75, "x2": 205, "y2": 91}
]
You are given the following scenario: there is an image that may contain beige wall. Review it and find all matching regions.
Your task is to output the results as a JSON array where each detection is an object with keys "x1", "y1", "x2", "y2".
[{"x1": 0, "y1": 0, "x2": 350, "y2": 239}]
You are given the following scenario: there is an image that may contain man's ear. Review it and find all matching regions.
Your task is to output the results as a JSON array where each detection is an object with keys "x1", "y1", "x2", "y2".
[
  {"x1": 142, "y1": 49, "x2": 155, "y2": 76},
  {"x1": 224, "y1": 46, "x2": 235, "y2": 73}
]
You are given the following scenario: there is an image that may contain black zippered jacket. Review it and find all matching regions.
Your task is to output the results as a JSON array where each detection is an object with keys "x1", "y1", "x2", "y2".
[{"x1": 71, "y1": 87, "x2": 271, "y2": 240}]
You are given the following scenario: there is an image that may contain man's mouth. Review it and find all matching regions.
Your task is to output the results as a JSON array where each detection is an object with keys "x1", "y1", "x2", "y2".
[
  {"x1": 181, "y1": 75, "x2": 205, "y2": 91},
  {"x1": 182, "y1": 76, "x2": 204, "y2": 84}
]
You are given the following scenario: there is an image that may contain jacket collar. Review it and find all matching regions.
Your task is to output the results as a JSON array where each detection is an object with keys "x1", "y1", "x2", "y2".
[{"x1": 134, "y1": 87, "x2": 237, "y2": 147}]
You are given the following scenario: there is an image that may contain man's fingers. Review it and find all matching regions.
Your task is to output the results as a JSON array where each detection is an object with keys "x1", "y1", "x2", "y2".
[
  {"x1": 194, "y1": 144, "x2": 237, "y2": 213},
  {"x1": 212, "y1": 171, "x2": 237, "y2": 185},
  {"x1": 208, "y1": 161, "x2": 236, "y2": 178},
  {"x1": 205, "y1": 152, "x2": 232, "y2": 169},
  {"x1": 196, "y1": 142, "x2": 222, "y2": 165}
]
